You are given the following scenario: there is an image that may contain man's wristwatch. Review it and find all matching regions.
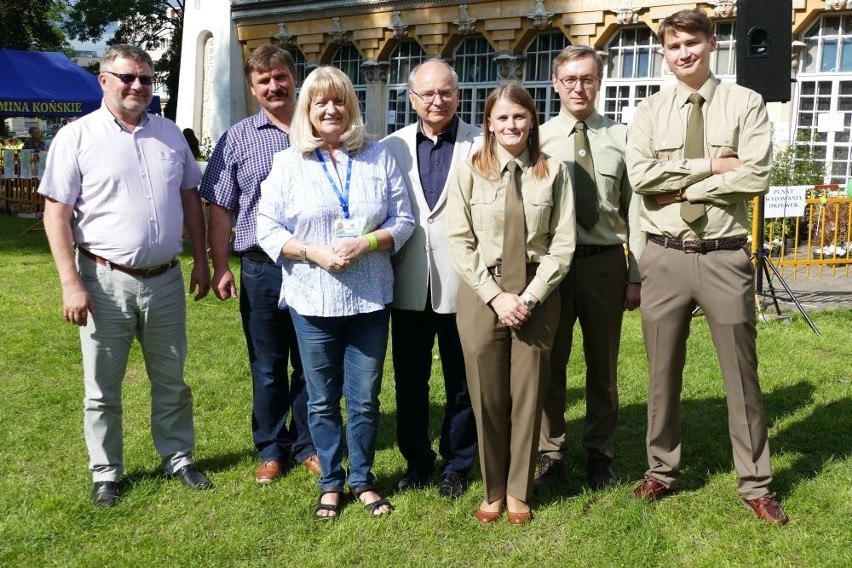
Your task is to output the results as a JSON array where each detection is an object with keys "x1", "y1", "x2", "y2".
[{"x1": 299, "y1": 241, "x2": 310, "y2": 262}]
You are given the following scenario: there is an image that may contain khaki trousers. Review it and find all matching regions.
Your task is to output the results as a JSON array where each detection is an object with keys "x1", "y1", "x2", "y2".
[
  {"x1": 639, "y1": 242, "x2": 772, "y2": 499},
  {"x1": 457, "y1": 279, "x2": 560, "y2": 503},
  {"x1": 539, "y1": 246, "x2": 627, "y2": 462}
]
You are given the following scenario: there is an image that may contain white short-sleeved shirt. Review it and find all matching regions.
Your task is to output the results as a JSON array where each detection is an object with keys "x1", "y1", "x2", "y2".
[{"x1": 39, "y1": 103, "x2": 201, "y2": 268}]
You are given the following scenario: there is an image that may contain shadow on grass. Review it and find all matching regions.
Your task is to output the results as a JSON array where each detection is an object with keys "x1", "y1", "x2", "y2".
[{"x1": 0, "y1": 216, "x2": 51, "y2": 255}]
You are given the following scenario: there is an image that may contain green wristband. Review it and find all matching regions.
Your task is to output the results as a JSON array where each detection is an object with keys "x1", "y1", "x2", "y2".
[{"x1": 365, "y1": 232, "x2": 378, "y2": 251}]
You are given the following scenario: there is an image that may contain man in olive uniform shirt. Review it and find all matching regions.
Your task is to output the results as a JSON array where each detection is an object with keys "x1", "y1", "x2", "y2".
[
  {"x1": 625, "y1": 9, "x2": 788, "y2": 524},
  {"x1": 537, "y1": 46, "x2": 644, "y2": 490}
]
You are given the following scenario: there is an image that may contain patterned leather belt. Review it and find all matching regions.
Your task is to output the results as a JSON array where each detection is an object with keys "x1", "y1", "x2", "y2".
[
  {"x1": 487, "y1": 263, "x2": 539, "y2": 277},
  {"x1": 574, "y1": 243, "x2": 623, "y2": 259},
  {"x1": 78, "y1": 247, "x2": 178, "y2": 277},
  {"x1": 648, "y1": 234, "x2": 748, "y2": 254},
  {"x1": 240, "y1": 247, "x2": 275, "y2": 264}
]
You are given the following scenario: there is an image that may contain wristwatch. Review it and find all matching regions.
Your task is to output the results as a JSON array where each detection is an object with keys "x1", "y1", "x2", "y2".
[
  {"x1": 521, "y1": 292, "x2": 539, "y2": 311},
  {"x1": 299, "y1": 241, "x2": 310, "y2": 262}
]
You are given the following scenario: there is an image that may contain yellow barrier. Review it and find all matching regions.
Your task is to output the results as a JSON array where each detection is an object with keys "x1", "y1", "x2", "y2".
[{"x1": 752, "y1": 186, "x2": 851, "y2": 278}]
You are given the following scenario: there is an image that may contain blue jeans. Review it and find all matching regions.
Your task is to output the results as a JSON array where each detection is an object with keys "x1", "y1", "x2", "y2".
[
  {"x1": 290, "y1": 307, "x2": 390, "y2": 490},
  {"x1": 239, "y1": 255, "x2": 313, "y2": 463}
]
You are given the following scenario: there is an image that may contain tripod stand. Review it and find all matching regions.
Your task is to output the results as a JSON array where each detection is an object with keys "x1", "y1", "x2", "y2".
[{"x1": 753, "y1": 195, "x2": 820, "y2": 335}]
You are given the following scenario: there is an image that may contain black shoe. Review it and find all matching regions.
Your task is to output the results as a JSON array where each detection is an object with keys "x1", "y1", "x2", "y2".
[
  {"x1": 533, "y1": 455, "x2": 563, "y2": 490},
  {"x1": 398, "y1": 467, "x2": 432, "y2": 491},
  {"x1": 438, "y1": 472, "x2": 465, "y2": 499},
  {"x1": 172, "y1": 464, "x2": 213, "y2": 490},
  {"x1": 91, "y1": 481, "x2": 119, "y2": 508},
  {"x1": 587, "y1": 460, "x2": 616, "y2": 490}
]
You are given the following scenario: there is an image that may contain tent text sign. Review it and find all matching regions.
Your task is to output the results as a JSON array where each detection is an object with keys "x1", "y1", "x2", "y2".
[{"x1": 0, "y1": 101, "x2": 85, "y2": 115}]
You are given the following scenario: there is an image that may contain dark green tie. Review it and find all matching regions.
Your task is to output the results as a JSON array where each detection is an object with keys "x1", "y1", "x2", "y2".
[
  {"x1": 681, "y1": 93, "x2": 706, "y2": 223},
  {"x1": 502, "y1": 160, "x2": 526, "y2": 294},
  {"x1": 573, "y1": 121, "x2": 599, "y2": 230}
]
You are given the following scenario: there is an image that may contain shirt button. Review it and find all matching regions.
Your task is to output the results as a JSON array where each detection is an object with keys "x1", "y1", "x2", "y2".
[
  {"x1": 427, "y1": 218, "x2": 434, "y2": 224},
  {"x1": 424, "y1": 245, "x2": 429, "y2": 251}
]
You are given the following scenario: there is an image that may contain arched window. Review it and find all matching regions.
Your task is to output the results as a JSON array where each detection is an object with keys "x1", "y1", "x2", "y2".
[
  {"x1": 287, "y1": 46, "x2": 309, "y2": 85},
  {"x1": 386, "y1": 39, "x2": 427, "y2": 135},
  {"x1": 524, "y1": 31, "x2": 570, "y2": 122},
  {"x1": 453, "y1": 35, "x2": 497, "y2": 128},
  {"x1": 795, "y1": 13, "x2": 852, "y2": 185},
  {"x1": 603, "y1": 26, "x2": 663, "y2": 123},
  {"x1": 330, "y1": 44, "x2": 366, "y2": 116}
]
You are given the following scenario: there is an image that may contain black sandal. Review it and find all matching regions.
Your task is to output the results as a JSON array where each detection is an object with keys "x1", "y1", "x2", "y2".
[
  {"x1": 351, "y1": 485, "x2": 394, "y2": 517},
  {"x1": 314, "y1": 488, "x2": 344, "y2": 521}
]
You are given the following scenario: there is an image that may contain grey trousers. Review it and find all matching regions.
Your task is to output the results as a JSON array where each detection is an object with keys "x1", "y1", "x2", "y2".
[{"x1": 78, "y1": 253, "x2": 196, "y2": 482}]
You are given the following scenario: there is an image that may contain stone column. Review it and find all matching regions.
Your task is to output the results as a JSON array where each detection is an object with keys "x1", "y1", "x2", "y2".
[{"x1": 362, "y1": 60, "x2": 389, "y2": 138}]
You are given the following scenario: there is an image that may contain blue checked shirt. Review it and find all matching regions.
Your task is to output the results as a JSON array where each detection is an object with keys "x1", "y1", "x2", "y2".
[{"x1": 199, "y1": 111, "x2": 290, "y2": 253}]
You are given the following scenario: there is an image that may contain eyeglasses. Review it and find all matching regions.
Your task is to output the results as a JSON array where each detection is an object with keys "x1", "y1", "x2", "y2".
[
  {"x1": 410, "y1": 89, "x2": 457, "y2": 103},
  {"x1": 557, "y1": 76, "x2": 599, "y2": 89},
  {"x1": 104, "y1": 71, "x2": 155, "y2": 86}
]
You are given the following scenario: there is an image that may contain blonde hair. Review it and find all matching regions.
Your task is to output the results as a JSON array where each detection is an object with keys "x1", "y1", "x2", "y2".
[{"x1": 289, "y1": 66, "x2": 367, "y2": 154}]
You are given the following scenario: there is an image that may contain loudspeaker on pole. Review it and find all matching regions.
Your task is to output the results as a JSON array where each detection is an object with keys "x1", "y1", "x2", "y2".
[{"x1": 735, "y1": 0, "x2": 793, "y2": 102}]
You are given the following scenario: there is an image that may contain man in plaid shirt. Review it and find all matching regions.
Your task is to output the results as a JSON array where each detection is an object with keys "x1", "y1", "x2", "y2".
[{"x1": 200, "y1": 45, "x2": 319, "y2": 483}]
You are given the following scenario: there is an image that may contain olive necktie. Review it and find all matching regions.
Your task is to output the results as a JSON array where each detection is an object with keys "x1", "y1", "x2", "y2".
[
  {"x1": 681, "y1": 93, "x2": 706, "y2": 223},
  {"x1": 502, "y1": 160, "x2": 526, "y2": 294},
  {"x1": 573, "y1": 121, "x2": 599, "y2": 230}
]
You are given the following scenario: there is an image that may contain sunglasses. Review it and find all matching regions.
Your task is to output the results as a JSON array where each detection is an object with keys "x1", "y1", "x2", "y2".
[{"x1": 104, "y1": 71, "x2": 154, "y2": 86}]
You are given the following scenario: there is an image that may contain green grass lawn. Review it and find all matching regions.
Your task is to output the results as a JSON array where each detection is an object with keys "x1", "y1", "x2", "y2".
[{"x1": 0, "y1": 216, "x2": 850, "y2": 567}]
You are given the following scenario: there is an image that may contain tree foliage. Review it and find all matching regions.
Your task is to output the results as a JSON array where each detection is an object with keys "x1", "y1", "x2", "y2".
[
  {"x1": 0, "y1": 1, "x2": 69, "y2": 52},
  {"x1": 64, "y1": 0, "x2": 185, "y2": 119}
]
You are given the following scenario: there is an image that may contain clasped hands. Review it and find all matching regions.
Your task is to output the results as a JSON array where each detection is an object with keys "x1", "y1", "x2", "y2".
[
  {"x1": 307, "y1": 237, "x2": 370, "y2": 273},
  {"x1": 491, "y1": 292, "x2": 532, "y2": 331}
]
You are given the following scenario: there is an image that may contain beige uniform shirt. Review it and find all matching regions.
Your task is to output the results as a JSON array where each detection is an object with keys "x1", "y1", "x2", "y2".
[
  {"x1": 541, "y1": 110, "x2": 644, "y2": 282},
  {"x1": 446, "y1": 149, "x2": 576, "y2": 305},
  {"x1": 625, "y1": 75, "x2": 772, "y2": 240}
]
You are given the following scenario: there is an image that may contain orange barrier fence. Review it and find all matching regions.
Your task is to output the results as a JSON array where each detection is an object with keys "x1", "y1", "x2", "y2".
[
  {"x1": 752, "y1": 185, "x2": 851, "y2": 278},
  {"x1": 2, "y1": 178, "x2": 44, "y2": 217}
]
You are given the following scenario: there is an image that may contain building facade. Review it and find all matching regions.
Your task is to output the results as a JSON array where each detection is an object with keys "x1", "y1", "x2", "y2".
[{"x1": 176, "y1": 0, "x2": 852, "y2": 186}]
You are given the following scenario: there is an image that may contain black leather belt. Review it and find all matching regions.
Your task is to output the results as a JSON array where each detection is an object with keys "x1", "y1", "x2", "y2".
[
  {"x1": 79, "y1": 247, "x2": 178, "y2": 277},
  {"x1": 487, "y1": 263, "x2": 539, "y2": 277},
  {"x1": 240, "y1": 247, "x2": 275, "y2": 264},
  {"x1": 574, "y1": 243, "x2": 623, "y2": 259},
  {"x1": 649, "y1": 234, "x2": 748, "y2": 254}
]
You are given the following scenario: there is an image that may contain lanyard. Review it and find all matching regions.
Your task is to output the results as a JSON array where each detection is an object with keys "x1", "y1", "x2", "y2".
[{"x1": 315, "y1": 148, "x2": 353, "y2": 219}]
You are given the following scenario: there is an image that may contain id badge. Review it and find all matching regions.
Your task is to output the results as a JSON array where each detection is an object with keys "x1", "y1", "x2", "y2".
[{"x1": 333, "y1": 218, "x2": 361, "y2": 239}]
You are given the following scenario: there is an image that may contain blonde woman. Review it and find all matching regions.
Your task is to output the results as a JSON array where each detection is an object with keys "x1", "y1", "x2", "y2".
[{"x1": 257, "y1": 66, "x2": 414, "y2": 520}]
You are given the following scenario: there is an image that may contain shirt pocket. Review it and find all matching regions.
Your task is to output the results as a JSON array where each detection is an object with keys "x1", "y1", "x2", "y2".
[
  {"x1": 524, "y1": 183, "x2": 554, "y2": 234},
  {"x1": 707, "y1": 130, "x2": 738, "y2": 157},
  {"x1": 158, "y1": 150, "x2": 184, "y2": 189},
  {"x1": 595, "y1": 158, "x2": 624, "y2": 203},
  {"x1": 653, "y1": 133, "x2": 683, "y2": 161},
  {"x1": 469, "y1": 185, "x2": 499, "y2": 231}
]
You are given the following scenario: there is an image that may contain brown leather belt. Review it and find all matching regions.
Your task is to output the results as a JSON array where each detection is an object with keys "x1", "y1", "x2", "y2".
[
  {"x1": 79, "y1": 247, "x2": 178, "y2": 277},
  {"x1": 487, "y1": 263, "x2": 539, "y2": 277},
  {"x1": 649, "y1": 234, "x2": 748, "y2": 254}
]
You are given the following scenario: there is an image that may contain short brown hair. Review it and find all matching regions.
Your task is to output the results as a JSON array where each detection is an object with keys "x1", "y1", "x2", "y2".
[
  {"x1": 552, "y1": 45, "x2": 603, "y2": 78},
  {"x1": 656, "y1": 9, "x2": 713, "y2": 44},
  {"x1": 244, "y1": 45, "x2": 297, "y2": 83},
  {"x1": 100, "y1": 44, "x2": 153, "y2": 71}
]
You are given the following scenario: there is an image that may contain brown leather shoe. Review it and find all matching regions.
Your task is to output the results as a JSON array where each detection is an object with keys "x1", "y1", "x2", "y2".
[
  {"x1": 742, "y1": 493, "x2": 789, "y2": 525},
  {"x1": 631, "y1": 476, "x2": 675, "y2": 501},
  {"x1": 475, "y1": 507, "x2": 502, "y2": 523},
  {"x1": 255, "y1": 460, "x2": 283, "y2": 484},
  {"x1": 301, "y1": 455, "x2": 321, "y2": 475},
  {"x1": 507, "y1": 510, "x2": 532, "y2": 525}
]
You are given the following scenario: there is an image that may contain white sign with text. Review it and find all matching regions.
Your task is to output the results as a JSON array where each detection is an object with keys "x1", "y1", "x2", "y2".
[{"x1": 764, "y1": 185, "x2": 808, "y2": 219}]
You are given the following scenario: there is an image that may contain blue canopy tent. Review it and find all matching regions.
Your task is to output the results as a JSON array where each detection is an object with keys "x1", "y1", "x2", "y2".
[{"x1": 0, "y1": 49, "x2": 160, "y2": 117}]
